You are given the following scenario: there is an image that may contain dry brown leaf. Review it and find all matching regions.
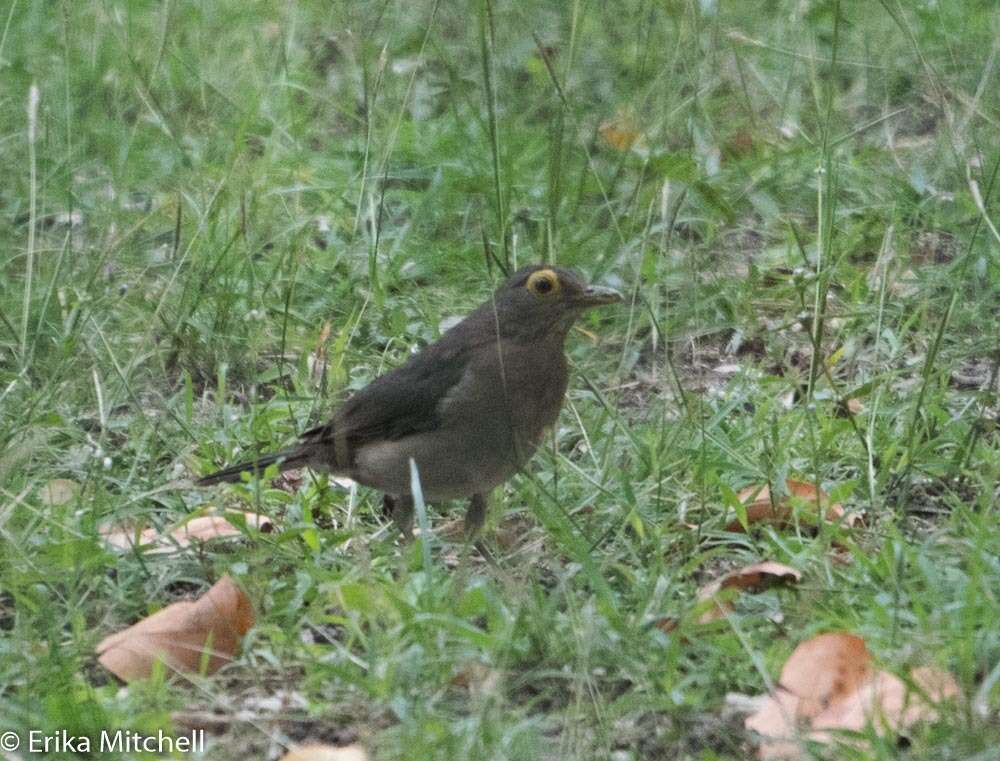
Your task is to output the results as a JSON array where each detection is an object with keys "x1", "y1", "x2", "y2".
[
  {"x1": 809, "y1": 668, "x2": 956, "y2": 738},
  {"x1": 778, "y1": 632, "x2": 872, "y2": 718},
  {"x1": 97, "y1": 576, "x2": 255, "y2": 682},
  {"x1": 39, "y1": 478, "x2": 79, "y2": 506},
  {"x1": 100, "y1": 524, "x2": 158, "y2": 551},
  {"x1": 654, "y1": 617, "x2": 679, "y2": 634},
  {"x1": 725, "y1": 128, "x2": 756, "y2": 157},
  {"x1": 697, "y1": 561, "x2": 802, "y2": 623},
  {"x1": 598, "y1": 110, "x2": 643, "y2": 152},
  {"x1": 745, "y1": 632, "x2": 960, "y2": 759},
  {"x1": 451, "y1": 662, "x2": 502, "y2": 698},
  {"x1": 280, "y1": 744, "x2": 368, "y2": 761},
  {"x1": 727, "y1": 479, "x2": 855, "y2": 532},
  {"x1": 834, "y1": 397, "x2": 865, "y2": 418},
  {"x1": 101, "y1": 511, "x2": 272, "y2": 553}
]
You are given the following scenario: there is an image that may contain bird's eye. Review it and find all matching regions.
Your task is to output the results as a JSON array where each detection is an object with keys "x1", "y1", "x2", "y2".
[{"x1": 526, "y1": 269, "x2": 561, "y2": 297}]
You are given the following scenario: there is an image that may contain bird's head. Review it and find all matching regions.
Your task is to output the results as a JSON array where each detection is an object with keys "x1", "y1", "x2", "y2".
[{"x1": 488, "y1": 264, "x2": 621, "y2": 341}]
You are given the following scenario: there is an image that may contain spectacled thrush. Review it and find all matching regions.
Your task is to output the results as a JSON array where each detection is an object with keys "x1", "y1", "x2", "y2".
[{"x1": 197, "y1": 265, "x2": 621, "y2": 537}]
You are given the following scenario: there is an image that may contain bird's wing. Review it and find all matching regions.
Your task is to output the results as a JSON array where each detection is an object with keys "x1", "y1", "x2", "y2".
[{"x1": 297, "y1": 334, "x2": 477, "y2": 465}]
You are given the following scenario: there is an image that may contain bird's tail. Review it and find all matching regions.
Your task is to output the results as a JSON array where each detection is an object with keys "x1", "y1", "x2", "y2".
[{"x1": 196, "y1": 447, "x2": 309, "y2": 487}]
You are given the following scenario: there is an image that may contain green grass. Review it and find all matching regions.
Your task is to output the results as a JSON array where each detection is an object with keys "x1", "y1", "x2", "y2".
[{"x1": 1, "y1": 1, "x2": 999, "y2": 759}]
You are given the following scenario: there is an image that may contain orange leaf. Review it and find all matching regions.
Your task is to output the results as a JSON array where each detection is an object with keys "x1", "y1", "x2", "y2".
[
  {"x1": 727, "y1": 479, "x2": 854, "y2": 532},
  {"x1": 697, "y1": 561, "x2": 801, "y2": 623},
  {"x1": 745, "y1": 632, "x2": 960, "y2": 759},
  {"x1": 836, "y1": 397, "x2": 864, "y2": 417},
  {"x1": 810, "y1": 667, "x2": 959, "y2": 737},
  {"x1": 97, "y1": 576, "x2": 255, "y2": 682},
  {"x1": 101, "y1": 511, "x2": 272, "y2": 554},
  {"x1": 280, "y1": 745, "x2": 368, "y2": 761},
  {"x1": 598, "y1": 110, "x2": 642, "y2": 152}
]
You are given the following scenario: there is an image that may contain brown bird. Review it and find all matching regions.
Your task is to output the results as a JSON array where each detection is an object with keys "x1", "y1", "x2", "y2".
[{"x1": 197, "y1": 265, "x2": 620, "y2": 537}]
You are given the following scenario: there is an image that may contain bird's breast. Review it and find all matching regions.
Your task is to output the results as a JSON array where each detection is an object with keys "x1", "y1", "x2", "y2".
[
  {"x1": 445, "y1": 339, "x2": 569, "y2": 452},
  {"x1": 351, "y1": 340, "x2": 570, "y2": 500}
]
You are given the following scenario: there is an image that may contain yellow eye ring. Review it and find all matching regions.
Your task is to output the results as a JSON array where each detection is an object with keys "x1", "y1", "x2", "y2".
[{"x1": 526, "y1": 269, "x2": 561, "y2": 297}]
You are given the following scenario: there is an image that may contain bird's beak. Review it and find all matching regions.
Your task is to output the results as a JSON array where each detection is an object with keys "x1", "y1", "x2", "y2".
[{"x1": 575, "y1": 285, "x2": 622, "y2": 307}]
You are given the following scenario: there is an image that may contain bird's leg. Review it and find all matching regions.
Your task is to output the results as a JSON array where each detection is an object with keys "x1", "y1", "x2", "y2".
[
  {"x1": 464, "y1": 492, "x2": 499, "y2": 565},
  {"x1": 381, "y1": 493, "x2": 395, "y2": 519},
  {"x1": 464, "y1": 493, "x2": 488, "y2": 538},
  {"x1": 383, "y1": 494, "x2": 414, "y2": 539}
]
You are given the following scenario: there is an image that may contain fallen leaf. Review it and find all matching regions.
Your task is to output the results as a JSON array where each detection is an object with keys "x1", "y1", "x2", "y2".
[
  {"x1": 279, "y1": 745, "x2": 368, "y2": 761},
  {"x1": 598, "y1": 110, "x2": 644, "y2": 152},
  {"x1": 451, "y1": 662, "x2": 502, "y2": 698},
  {"x1": 727, "y1": 479, "x2": 855, "y2": 532},
  {"x1": 653, "y1": 617, "x2": 679, "y2": 634},
  {"x1": 101, "y1": 511, "x2": 273, "y2": 553},
  {"x1": 745, "y1": 632, "x2": 960, "y2": 759},
  {"x1": 833, "y1": 396, "x2": 865, "y2": 418},
  {"x1": 97, "y1": 576, "x2": 255, "y2": 682},
  {"x1": 725, "y1": 128, "x2": 756, "y2": 158},
  {"x1": 100, "y1": 524, "x2": 156, "y2": 551},
  {"x1": 697, "y1": 561, "x2": 802, "y2": 623},
  {"x1": 39, "y1": 478, "x2": 79, "y2": 506},
  {"x1": 726, "y1": 691, "x2": 772, "y2": 714},
  {"x1": 810, "y1": 666, "x2": 959, "y2": 738}
]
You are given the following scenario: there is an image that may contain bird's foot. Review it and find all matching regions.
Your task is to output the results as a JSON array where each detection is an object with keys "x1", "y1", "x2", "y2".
[{"x1": 463, "y1": 493, "x2": 488, "y2": 539}]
